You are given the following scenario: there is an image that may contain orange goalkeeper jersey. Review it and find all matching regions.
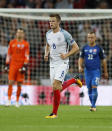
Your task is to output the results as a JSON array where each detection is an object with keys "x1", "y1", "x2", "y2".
[{"x1": 6, "y1": 39, "x2": 30, "y2": 66}]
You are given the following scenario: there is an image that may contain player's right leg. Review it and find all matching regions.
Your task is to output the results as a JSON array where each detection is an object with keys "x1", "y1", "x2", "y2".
[
  {"x1": 84, "y1": 69, "x2": 93, "y2": 110},
  {"x1": 45, "y1": 67, "x2": 56, "y2": 118},
  {"x1": 6, "y1": 80, "x2": 15, "y2": 106},
  {"x1": 15, "y1": 70, "x2": 24, "y2": 107},
  {"x1": 90, "y1": 70, "x2": 100, "y2": 111},
  {"x1": 15, "y1": 81, "x2": 22, "y2": 107},
  {"x1": 6, "y1": 66, "x2": 16, "y2": 106},
  {"x1": 45, "y1": 79, "x2": 61, "y2": 118}
]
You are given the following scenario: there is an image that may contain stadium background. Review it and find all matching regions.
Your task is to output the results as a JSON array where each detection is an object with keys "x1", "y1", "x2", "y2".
[
  {"x1": 0, "y1": 1, "x2": 112, "y2": 131},
  {"x1": 0, "y1": 0, "x2": 112, "y2": 106}
]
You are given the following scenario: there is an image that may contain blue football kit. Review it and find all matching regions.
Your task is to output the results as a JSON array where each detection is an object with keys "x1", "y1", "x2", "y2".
[{"x1": 80, "y1": 44, "x2": 106, "y2": 108}]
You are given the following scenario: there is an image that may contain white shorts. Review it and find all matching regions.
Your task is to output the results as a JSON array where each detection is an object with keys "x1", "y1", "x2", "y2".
[{"x1": 50, "y1": 63, "x2": 69, "y2": 85}]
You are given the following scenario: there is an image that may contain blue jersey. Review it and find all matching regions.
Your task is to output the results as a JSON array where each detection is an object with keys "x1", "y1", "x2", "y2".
[{"x1": 80, "y1": 44, "x2": 106, "y2": 70}]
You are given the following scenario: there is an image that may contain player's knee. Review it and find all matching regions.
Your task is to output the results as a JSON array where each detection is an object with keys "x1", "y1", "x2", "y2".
[
  {"x1": 53, "y1": 82, "x2": 57, "y2": 90},
  {"x1": 17, "y1": 82, "x2": 22, "y2": 87},
  {"x1": 53, "y1": 80, "x2": 62, "y2": 90},
  {"x1": 9, "y1": 80, "x2": 14, "y2": 85}
]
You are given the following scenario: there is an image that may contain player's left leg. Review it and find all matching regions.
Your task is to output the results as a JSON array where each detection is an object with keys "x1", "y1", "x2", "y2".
[
  {"x1": 16, "y1": 82, "x2": 22, "y2": 107},
  {"x1": 61, "y1": 75, "x2": 82, "y2": 92},
  {"x1": 90, "y1": 86, "x2": 98, "y2": 112},
  {"x1": 16, "y1": 70, "x2": 24, "y2": 107},
  {"x1": 88, "y1": 87, "x2": 92, "y2": 105},
  {"x1": 90, "y1": 70, "x2": 100, "y2": 111}
]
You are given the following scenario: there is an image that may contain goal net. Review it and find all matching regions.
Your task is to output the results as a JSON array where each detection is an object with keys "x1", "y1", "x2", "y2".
[{"x1": 0, "y1": 9, "x2": 112, "y2": 85}]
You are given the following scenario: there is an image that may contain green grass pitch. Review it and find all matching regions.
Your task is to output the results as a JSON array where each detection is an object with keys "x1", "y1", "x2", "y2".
[{"x1": 0, "y1": 105, "x2": 112, "y2": 131}]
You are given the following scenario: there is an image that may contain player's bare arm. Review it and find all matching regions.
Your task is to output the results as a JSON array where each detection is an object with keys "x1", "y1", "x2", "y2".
[
  {"x1": 78, "y1": 57, "x2": 84, "y2": 73},
  {"x1": 44, "y1": 43, "x2": 50, "y2": 62},
  {"x1": 102, "y1": 59, "x2": 108, "y2": 79},
  {"x1": 60, "y1": 43, "x2": 79, "y2": 60}
]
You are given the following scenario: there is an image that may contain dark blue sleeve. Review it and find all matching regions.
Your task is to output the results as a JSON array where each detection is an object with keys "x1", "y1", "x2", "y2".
[
  {"x1": 99, "y1": 46, "x2": 106, "y2": 59},
  {"x1": 79, "y1": 47, "x2": 85, "y2": 58}
]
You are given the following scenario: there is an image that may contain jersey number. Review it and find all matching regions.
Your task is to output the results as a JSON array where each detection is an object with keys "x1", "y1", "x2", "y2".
[
  {"x1": 59, "y1": 71, "x2": 64, "y2": 78},
  {"x1": 53, "y1": 43, "x2": 56, "y2": 49},
  {"x1": 88, "y1": 54, "x2": 93, "y2": 60}
]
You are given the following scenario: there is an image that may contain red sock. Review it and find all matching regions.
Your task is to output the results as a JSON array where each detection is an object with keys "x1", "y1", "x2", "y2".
[
  {"x1": 16, "y1": 86, "x2": 21, "y2": 102},
  {"x1": 52, "y1": 90, "x2": 60, "y2": 115},
  {"x1": 8, "y1": 85, "x2": 12, "y2": 100},
  {"x1": 61, "y1": 78, "x2": 76, "y2": 91}
]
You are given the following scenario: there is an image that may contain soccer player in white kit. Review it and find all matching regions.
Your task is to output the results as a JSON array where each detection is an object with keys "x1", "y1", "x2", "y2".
[{"x1": 44, "y1": 14, "x2": 82, "y2": 118}]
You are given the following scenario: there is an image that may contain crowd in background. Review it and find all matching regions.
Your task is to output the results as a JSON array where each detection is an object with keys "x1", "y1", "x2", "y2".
[
  {"x1": 0, "y1": 0, "x2": 112, "y2": 9},
  {"x1": 0, "y1": 16, "x2": 112, "y2": 85},
  {"x1": 0, "y1": 0, "x2": 112, "y2": 85}
]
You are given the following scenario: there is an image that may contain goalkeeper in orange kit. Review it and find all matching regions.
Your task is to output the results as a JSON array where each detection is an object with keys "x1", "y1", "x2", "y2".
[{"x1": 4, "y1": 28, "x2": 30, "y2": 107}]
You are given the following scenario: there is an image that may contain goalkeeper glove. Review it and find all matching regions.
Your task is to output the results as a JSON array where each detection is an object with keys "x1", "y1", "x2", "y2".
[
  {"x1": 4, "y1": 64, "x2": 9, "y2": 73},
  {"x1": 19, "y1": 64, "x2": 28, "y2": 74}
]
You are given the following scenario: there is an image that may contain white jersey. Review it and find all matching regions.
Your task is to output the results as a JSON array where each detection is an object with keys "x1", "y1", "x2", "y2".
[{"x1": 46, "y1": 28, "x2": 76, "y2": 67}]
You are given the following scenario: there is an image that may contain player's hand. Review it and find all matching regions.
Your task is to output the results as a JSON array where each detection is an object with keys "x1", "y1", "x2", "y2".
[
  {"x1": 104, "y1": 72, "x2": 108, "y2": 79},
  {"x1": 60, "y1": 53, "x2": 68, "y2": 60},
  {"x1": 79, "y1": 67, "x2": 83, "y2": 73},
  {"x1": 44, "y1": 55, "x2": 48, "y2": 62},
  {"x1": 4, "y1": 64, "x2": 9, "y2": 73},
  {"x1": 19, "y1": 64, "x2": 28, "y2": 74}
]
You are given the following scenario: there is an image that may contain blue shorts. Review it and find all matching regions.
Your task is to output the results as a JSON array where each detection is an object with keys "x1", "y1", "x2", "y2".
[{"x1": 84, "y1": 69, "x2": 101, "y2": 89}]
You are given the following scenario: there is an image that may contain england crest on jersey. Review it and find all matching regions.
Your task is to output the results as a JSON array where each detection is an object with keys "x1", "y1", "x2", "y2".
[{"x1": 17, "y1": 44, "x2": 20, "y2": 48}]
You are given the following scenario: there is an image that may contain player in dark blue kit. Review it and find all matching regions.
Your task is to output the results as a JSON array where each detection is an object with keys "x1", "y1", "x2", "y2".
[{"x1": 78, "y1": 32, "x2": 108, "y2": 111}]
